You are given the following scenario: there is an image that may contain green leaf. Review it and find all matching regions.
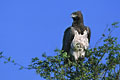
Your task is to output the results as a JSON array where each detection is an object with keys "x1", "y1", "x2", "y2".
[
  {"x1": 42, "y1": 53, "x2": 46, "y2": 58},
  {"x1": 12, "y1": 60, "x2": 15, "y2": 63},
  {"x1": 0, "y1": 52, "x2": 2, "y2": 55},
  {"x1": 54, "y1": 49, "x2": 59, "y2": 52},
  {"x1": 63, "y1": 52, "x2": 67, "y2": 58},
  {"x1": 4, "y1": 61, "x2": 8, "y2": 64},
  {"x1": 0, "y1": 52, "x2": 3, "y2": 58},
  {"x1": 102, "y1": 34, "x2": 105, "y2": 37},
  {"x1": 19, "y1": 66, "x2": 24, "y2": 70},
  {"x1": 32, "y1": 57, "x2": 39, "y2": 62},
  {"x1": 114, "y1": 26, "x2": 119, "y2": 28},
  {"x1": 108, "y1": 28, "x2": 110, "y2": 31},
  {"x1": 38, "y1": 60, "x2": 43, "y2": 63},
  {"x1": 112, "y1": 22, "x2": 119, "y2": 26},
  {"x1": 8, "y1": 57, "x2": 11, "y2": 61}
]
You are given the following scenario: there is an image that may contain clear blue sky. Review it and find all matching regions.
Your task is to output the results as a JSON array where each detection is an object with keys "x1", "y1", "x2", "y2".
[{"x1": 0, "y1": 0, "x2": 120, "y2": 80}]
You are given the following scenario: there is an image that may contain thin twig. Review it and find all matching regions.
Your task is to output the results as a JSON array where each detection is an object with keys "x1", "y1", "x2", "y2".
[
  {"x1": 1, "y1": 55, "x2": 29, "y2": 69},
  {"x1": 95, "y1": 25, "x2": 108, "y2": 48}
]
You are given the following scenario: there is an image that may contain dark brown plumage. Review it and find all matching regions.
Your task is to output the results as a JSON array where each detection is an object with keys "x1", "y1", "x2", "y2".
[{"x1": 62, "y1": 11, "x2": 91, "y2": 60}]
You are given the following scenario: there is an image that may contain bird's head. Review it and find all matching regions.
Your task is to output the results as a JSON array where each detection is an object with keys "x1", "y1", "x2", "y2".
[{"x1": 71, "y1": 11, "x2": 83, "y2": 23}]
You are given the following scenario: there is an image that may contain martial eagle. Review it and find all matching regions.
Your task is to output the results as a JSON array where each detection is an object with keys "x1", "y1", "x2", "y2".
[{"x1": 62, "y1": 11, "x2": 91, "y2": 61}]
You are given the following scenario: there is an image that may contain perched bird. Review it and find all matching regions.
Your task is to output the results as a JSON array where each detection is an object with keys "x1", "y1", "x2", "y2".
[{"x1": 62, "y1": 11, "x2": 91, "y2": 61}]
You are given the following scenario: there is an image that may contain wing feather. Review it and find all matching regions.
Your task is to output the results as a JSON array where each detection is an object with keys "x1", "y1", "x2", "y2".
[
  {"x1": 62, "y1": 27, "x2": 75, "y2": 54},
  {"x1": 86, "y1": 27, "x2": 91, "y2": 43}
]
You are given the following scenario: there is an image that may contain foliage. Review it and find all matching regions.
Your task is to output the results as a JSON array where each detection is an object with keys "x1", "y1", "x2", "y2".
[{"x1": 0, "y1": 22, "x2": 120, "y2": 80}]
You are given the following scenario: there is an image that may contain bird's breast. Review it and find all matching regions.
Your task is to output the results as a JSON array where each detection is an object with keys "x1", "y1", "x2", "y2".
[
  {"x1": 71, "y1": 30, "x2": 89, "y2": 50},
  {"x1": 70, "y1": 30, "x2": 89, "y2": 60}
]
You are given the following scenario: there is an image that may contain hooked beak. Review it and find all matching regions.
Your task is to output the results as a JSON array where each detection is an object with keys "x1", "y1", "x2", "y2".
[{"x1": 71, "y1": 14, "x2": 77, "y2": 18}]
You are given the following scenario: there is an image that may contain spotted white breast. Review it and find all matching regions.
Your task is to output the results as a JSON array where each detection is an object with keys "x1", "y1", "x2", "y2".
[{"x1": 70, "y1": 30, "x2": 89, "y2": 60}]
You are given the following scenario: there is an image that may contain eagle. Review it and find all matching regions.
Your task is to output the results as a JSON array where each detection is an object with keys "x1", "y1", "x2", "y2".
[{"x1": 62, "y1": 11, "x2": 91, "y2": 61}]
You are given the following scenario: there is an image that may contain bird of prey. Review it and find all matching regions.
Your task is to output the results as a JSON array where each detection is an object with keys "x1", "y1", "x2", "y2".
[{"x1": 62, "y1": 11, "x2": 91, "y2": 61}]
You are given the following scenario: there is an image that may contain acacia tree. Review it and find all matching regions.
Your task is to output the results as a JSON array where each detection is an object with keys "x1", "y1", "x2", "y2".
[{"x1": 0, "y1": 22, "x2": 120, "y2": 80}]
